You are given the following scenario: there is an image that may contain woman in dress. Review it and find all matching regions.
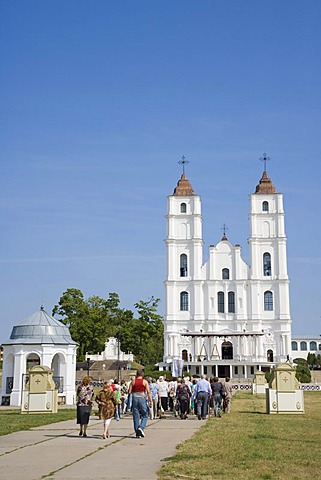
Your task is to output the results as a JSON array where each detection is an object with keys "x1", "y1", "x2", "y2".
[
  {"x1": 120, "y1": 379, "x2": 129, "y2": 414},
  {"x1": 176, "y1": 377, "x2": 191, "y2": 419},
  {"x1": 223, "y1": 376, "x2": 233, "y2": 414},
  {"x1": 95, "y1": 381, "x2": 117, "y2": 439},
  {"x1": 76, "y1": 376, "x2": 93, "y2": 437}
]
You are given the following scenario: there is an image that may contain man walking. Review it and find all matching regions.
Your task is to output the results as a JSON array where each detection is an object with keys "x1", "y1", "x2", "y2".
[{"x1": 193, "y1": 374, "x2": 211, "y2": 420}]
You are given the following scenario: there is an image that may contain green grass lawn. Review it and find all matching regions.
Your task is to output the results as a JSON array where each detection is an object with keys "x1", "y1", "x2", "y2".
[
  {"x1": 0, "y1": 408, "x2": 76, "y2": 437},
  {"x1": 158, "y1": 391, "x2": 321, "y2": 480}
]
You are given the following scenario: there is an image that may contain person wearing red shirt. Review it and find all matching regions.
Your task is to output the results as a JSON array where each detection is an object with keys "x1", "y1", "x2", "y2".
[{"x1": 128, "y1": 370, "x2": 152, "y2": 438}]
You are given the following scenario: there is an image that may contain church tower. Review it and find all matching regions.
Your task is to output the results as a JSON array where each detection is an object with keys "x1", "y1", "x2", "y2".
[
  {"x1": 248, "y1": 154, "x2": 291, "y2": 358},
  {"x1": 164, "y1": 158, "x2": 203, "y2": 362}
]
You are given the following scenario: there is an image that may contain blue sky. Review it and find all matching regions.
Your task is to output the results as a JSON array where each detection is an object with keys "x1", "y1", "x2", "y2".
[{"x1": 1, "y1": 0, "x2": 320, "y2": 342}]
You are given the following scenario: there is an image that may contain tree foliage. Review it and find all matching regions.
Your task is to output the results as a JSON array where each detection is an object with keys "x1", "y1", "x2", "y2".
[
  {"x1": 307, "y1": 353, "x2": 316, "y2": 369},
  {"x1": 52, "y1": 289, "x2": 164, "y2": 364},
  {"x1": 293, "y1": 358, "x2": 311, "y2": 383}
]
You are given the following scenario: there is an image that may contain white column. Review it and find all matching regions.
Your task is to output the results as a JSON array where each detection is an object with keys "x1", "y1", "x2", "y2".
[
  {"x1": 10, "y1": 350, "x2": 25, "y2": 406},
  {"x1": 173, "y1": 335, "x2": 179, "y2": 358}
]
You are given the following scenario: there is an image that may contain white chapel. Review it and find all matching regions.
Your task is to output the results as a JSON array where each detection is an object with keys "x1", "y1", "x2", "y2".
[
  {"x1": 1, "y1": 307, "x2": 77, "y2": 406},
  {"x1": 160, "y1": 158, "x2": 292, "y2": 379}
]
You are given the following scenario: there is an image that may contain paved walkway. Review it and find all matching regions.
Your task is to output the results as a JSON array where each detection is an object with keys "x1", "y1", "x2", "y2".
[{"x1": 0, "y1": 413, "x2": 204, "y2": 480}]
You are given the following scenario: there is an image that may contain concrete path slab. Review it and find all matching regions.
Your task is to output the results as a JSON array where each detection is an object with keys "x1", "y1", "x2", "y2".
[{"x1": 0, "y1": 414, "x2": 204, "y2": 480}]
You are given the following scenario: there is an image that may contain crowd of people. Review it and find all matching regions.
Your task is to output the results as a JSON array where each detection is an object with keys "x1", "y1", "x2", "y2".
[{"x1": 76, "y1": 372, "x2": 233, "y2": 439}]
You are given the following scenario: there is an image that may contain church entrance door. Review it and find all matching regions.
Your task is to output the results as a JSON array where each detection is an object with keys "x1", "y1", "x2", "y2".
[{"x1": 218, "y1": 365, "x2": 230, "y2": 378}]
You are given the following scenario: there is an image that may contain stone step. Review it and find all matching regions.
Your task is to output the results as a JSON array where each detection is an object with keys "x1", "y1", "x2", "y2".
[{"x1": 76, "y1": 369, "x2": 136, "y2": 383}]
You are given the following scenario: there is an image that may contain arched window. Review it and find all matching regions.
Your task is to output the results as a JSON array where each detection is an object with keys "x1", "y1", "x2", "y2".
[
  {"x1": 300, "y1": 341, "x2": 307, "y2": 351},
  {"x1": 310, "y1": 341, "x2": 317, "y2": 351},
  {"x1": 291, "y1": 341, "x2": 298, "y2": 351},
  {"x1": 182, "y1": 349, "x2": 188, "y2": 361},
  {"x1": 264, "y1": 291, "x2": 273, "y2": 311},
  {"x1": 267, "y1": 349, "x2": 273, "y2": 362},
  {"x1": 26, "y1": 353, "x2": 40, "y2": 372},
  {"x1": 228, "y1": 291, "x2": 235, "y2": 313},
  {"x1": 180, "y1": 254, "x2": 188, "y2": 277},
  {"x1": 263, "y1": 252, "x2": 271, "y2": 276},
  {"x1": 180, "y1": 291, "x2": 189, "y2": 311},
  {"x1": 180, "y1": 203, "x2": 187, "y2": 213},
  {"x1": 222, "y1": 268, "x2": 229, "y2": 280},
  {"x1": 262, "y1": 201, "x2": 269, "y2": 212},
  {"x1": 218, "y1": 291, "x2": 224, "y2": 313}
]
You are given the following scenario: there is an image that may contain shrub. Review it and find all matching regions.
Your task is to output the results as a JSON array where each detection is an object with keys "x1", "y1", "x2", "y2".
[
  {"x1": 295, "y1": 364, "x2": 311, "y2": 383},
  {"x1": 265, "y1": 371, "x2": 272, "y2": 383},
  {"x1": 293, "y1": 358, "x2": 308, "y2": 367}
]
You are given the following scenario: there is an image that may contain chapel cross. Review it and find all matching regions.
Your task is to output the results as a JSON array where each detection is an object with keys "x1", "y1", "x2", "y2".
[
  {"x1": 178, "y1": 155, "x2": 190, "y2": 175},
  {"x1": 260, "y1": 153, "x2": 271, "y2": 172},
  {"x1": 221, "y1": 223, "x2": 228, "y2": 236}
]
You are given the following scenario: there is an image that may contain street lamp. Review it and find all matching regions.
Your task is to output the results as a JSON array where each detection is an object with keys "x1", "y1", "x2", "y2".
[{"x1": 116, "y1": 332, "x2": 121, "y2": 383}]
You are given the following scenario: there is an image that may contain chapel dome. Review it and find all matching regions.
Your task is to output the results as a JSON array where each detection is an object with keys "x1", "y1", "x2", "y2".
[{"x1": 4, "y1": 307, "x2": 77, "y2": 345}]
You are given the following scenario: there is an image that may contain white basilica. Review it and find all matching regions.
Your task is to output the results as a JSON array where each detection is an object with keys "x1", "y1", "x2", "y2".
[{"x1": 160, "y1": 159, "x2": 292, "y2": 379}]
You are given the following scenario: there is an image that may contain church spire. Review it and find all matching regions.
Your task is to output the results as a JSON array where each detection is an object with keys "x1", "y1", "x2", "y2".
[
  {"x1": 254, "y1": 153, "x2": 276, "y2": 194},
  {"x1": 173, "y1": 155, "x2": 195, "y2": 196}
]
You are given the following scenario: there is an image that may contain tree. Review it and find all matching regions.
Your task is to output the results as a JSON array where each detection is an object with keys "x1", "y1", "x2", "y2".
[
  {"x1": 307, "y1": 353, "x2": 316, "y2": 369},
  {"x1": 292, "y1": 358, "x2": 311, "y2": 383},
  {"x1": 52, "y1": 290, "x2": 164, "y2": 364},
  {"x1": 52, "y1": 289, "x2": 123, "y2": 360},
  {"x1": 119, "y1": 297, "x2": 164, "y2": 366}
]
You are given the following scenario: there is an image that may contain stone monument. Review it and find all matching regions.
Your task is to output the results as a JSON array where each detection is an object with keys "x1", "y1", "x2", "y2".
[
  {"x1": 252, "y1": 371, "x2": 268, "y2": 394},
  {"x1": 266, "y1": 362, "x2": 304, "y2": 414},
  {"x1": 21, "y1": 365, "x2": 58, "y2": 414}
]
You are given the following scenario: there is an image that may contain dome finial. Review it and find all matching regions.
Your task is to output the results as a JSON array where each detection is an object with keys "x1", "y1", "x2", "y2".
[
  {"x1": 255, "y1": 153, "x2": 276, "y2": 194},
  {"x1": 173, "y1": 155, "x2": 195, "y2": 196},
  {"x1": 40, "y1": 294, "x2": 44, "y2": 311}
]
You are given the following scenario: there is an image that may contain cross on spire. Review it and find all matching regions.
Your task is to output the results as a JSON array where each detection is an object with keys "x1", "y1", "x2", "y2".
[
  {"x1": 178, "y1": 155, "x2": 190, "y2": 175},
  {"x1": 221, "y1": 224, "x2": 228, "y2": 236},
  {"x1": 260, "y1": 153, "x2": 271, "y2": 172}
]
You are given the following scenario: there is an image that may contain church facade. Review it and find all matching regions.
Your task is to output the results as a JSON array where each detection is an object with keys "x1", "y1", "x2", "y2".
[{"x1": 160, "y1": 161, "x2": 292, "y2": 379}]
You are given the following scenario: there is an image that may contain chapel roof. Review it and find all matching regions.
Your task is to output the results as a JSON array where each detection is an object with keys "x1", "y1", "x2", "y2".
[
  {"x1": 173, "y1": 174, "x2": 195, "y2": 196},
  {"x1": 3, "y1": 306, "x2": 77, "y2": 345}
]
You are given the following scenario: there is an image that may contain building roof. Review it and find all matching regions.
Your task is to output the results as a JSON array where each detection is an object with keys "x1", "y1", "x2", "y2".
[
  {"x1": 3, "y1": 307, "x2": 77, "y2": 346},
  {"x1": 254, "y1": 170, "x2": 276, "y2": 194},
  {"x1": 173, "y1": 174, "x2": 195, "y2": 196}
]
